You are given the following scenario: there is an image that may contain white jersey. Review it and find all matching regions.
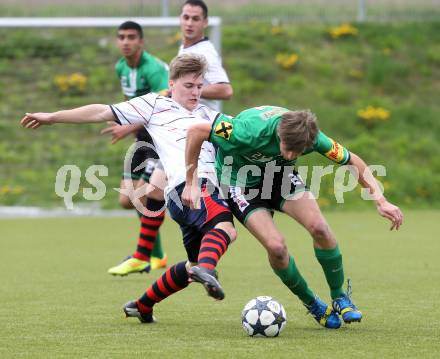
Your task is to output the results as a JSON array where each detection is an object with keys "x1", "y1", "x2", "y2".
[
  {"x1": 110, "y1": 93, "x2": 219, "y2": 197},
  {"x1": 178, "y1": 38, "x2": 230, "y2": 112}
]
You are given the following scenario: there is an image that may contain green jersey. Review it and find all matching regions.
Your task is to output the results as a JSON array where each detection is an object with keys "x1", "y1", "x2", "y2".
[
  {"x1": 115, "y1": 50, "x2": 169, "y2": 99},
  {"x1": 209, "y1": 106, "x2": 351, "y2": 187}
]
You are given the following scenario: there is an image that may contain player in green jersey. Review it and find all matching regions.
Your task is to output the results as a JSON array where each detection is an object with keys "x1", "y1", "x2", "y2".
[
  {"x1": 183, "y1": 106, "x2": 404, "y2": 329},
  {"x1": 106, "y1": 21, "x2": 169, "y2": 276},
  {"x1": 114, "y1": 23, "x2": 169, "y2": 100}
]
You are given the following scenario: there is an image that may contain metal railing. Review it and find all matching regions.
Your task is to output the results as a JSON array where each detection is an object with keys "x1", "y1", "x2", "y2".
[{"x1": 1, "y1": 0, "x2": 439, "y2": 22}]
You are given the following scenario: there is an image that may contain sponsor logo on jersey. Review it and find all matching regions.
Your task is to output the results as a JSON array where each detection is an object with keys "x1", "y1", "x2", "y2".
[
  {"x1": 259, "y1": 107, "x2": 288, "y2": 121},
  {"x1": 289, "y1": 172, "x2": 304, "y2": 186},
  {"x1": 243, "y1": 152, "x2": 275, "y2": 163},
  {"x1": 214, "y1": 121, "x2": 233, "y2": 140},
  {"x1": 325, "y1": 139, "x2": 345, "y2": 163}
]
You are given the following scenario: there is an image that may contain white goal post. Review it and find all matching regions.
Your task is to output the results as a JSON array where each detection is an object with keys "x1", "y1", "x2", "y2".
[{"x1": 0, "y1": 16, "x2": 223, "y2": 53}]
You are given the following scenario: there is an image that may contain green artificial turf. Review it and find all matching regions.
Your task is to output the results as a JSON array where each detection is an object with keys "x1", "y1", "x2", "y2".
[{"x1": 1, "y1": 210, "x2": 439, "y2": 358}]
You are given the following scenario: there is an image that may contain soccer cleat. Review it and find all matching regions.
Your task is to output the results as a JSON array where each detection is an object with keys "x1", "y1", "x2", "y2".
[
  {"x1": 332, "y1": 279, "x2": 362, "y2": 323},
  {"x1": 107, "y1": 257, "x2": 151, "y2": 276},
  {"x1": 304, "y1": 296, "x2": 341, "y2": 329},
  {"x1": 150, "y1": 254, "x2": 168, "y2": 270},
  {"x1": 189, "y1": 265, "x2": 225, "y2": 300},
  {"x1": 123, "y1": 301, "x2": 156, "y2": 323}
]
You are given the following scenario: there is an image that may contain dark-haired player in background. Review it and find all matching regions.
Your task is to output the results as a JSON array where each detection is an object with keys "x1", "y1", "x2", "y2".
[{"x1": 107, "y1": 21, "x2": 169, "y2": 276}]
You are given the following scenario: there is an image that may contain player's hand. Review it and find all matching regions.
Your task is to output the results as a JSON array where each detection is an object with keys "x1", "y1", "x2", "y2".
[
  {"x1": 182, "y1": 183, "x2": 201, "y2": 209},
  {"x1": 20, "y1": 112, "x2": 53, "y2": 129},
  {"x1": 376, "y1": 200, "x2": 403, "y2": 230},
  {"x1": 100, "y1": 123, "x2": 135, "y2": 144},
  {"x1": 158, "y1": 89, "x2": 171, "y2": 97}
]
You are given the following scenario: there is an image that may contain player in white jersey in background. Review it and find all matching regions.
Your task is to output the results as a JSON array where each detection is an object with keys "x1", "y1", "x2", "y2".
[
  {"x1": 178, "y1": 0, "x2": 233, "y2": 111},
  {"x1": 21, "y1": 54, "x2": 237, "y2": 323},
  {"x1": 106, "y1": 0, "x2": 234, "y2": 276}
]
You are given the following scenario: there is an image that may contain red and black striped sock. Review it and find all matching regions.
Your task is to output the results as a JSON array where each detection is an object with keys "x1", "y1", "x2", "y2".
[
  {"x1": 133, "y1": 198, "x2": 165, "y2": 262},
  {"x1": 197, "y1": 228, "x2": 231, "y2": 270},
  {"x1": 137, "y1": 261, "x2": 189, "y2": 313}
]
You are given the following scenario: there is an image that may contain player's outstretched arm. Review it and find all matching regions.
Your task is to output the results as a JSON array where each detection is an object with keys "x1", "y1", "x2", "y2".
[
  {"x1": 21, "y1": 104, "x2": 114, "y2": 129},
  {"x1": 348, "y1": 151, "x2": 404, "y2": 230},
  {"x1": 182, "y1": 122, "x2": 212, "y2": 209}
]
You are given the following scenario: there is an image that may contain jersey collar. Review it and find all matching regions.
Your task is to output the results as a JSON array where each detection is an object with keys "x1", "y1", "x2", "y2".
[
  {"x1": 182, "y1": 37, "x2": 209, "y2": 49},
  {"x1": 138, "y1": 51, "x2": 148, "y2": 66}
]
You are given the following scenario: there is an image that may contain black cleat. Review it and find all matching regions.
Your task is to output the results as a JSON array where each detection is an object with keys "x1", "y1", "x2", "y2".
[
  {"x1": 123, "y1": 301, "x2": 156, "y2": 323},
  {"x1": 189, "y1": 266, "x2": 225, "y2": 300}
]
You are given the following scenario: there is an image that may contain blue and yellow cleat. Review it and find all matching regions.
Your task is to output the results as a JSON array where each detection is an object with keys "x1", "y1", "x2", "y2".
[
  {"x1": 304, "y1": 296, "x2": 341, "y2": 329},
  {"x1": 332, "y1": 280, "x2": 362, "y2": 323}
]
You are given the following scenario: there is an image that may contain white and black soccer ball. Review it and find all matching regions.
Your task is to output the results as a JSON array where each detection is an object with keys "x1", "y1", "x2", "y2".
[{"x1": 241, "y1": 296, "x2": 287, "y2": 337}]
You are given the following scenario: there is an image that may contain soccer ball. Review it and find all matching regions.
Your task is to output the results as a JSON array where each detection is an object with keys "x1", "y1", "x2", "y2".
[{"x1": 241, "y1": 296, "x2": 287, "y2": 337}]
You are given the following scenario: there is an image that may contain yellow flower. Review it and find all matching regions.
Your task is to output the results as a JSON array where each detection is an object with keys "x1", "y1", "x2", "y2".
[
  {"x1": 271, "y1": 26, "x2": 283, "y2": 35},
  {"x1": 357, "y1": 106, "x2": 391, "y2": 123},
  {"x1": 54, "y1": 73, "x2": 87, "y2": 94},
  {"x1": 317, "y1": 197, "x2": 331, "y2": 207},
  {"x1": 383, "y1": 48, "x2": 391, "y2": 55},
  {"x1": 382, "y1": 181, "x2": 390, "y2": 191},
  {"x1": 54, "y1": 75, "x2": 69, "y2": 92},
  {"x1": 275, "y1": 53, "x2": 299, "y2": 70},
  {"x1": 0, "y1": 185, "x2": 25, "y2": 195},
  {"x1": 348, "y1": 69, "x2": 363, "y2": 79},
  {"x1": 415, "y1": 187, "x2": 429, "y2": 197},
  {"x1": 168, "y1": 31, "x2": 181, "y2": 45},
  {"x1": 11, "y1": 186, "x2": 25, "y2": 195},
  {"x1": 328, "y1": 23, "x2": 358, "y2": 39},
  {"x1": 68, "y1": 72, "x2": 87, "y2": 91}
]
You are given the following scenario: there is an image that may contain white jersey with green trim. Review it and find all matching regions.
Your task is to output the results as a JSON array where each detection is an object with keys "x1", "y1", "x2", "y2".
[{"x1": 110, "y1": 93, "x2": 219, "y2": 195}]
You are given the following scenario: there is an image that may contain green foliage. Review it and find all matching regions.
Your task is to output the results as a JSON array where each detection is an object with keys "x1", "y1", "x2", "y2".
[
  {"x1": 0, "y1": 30, "x2": 75, "y2": 59},
  {"x1": 1, "y1": 23, "x2": 440, "y2": 208},
  {"x1": 366, "y1": 52, "x2": 410, "y2": 89},
  {"x1": 427, "y1": 46, "x2": 440, "y2": 65},
  {"x1": 322, "y1": 85, "x2": 353, "y2": 104}
]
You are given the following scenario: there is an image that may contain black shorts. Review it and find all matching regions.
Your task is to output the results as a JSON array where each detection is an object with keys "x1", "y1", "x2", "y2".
[
  {"x1": 226, "y1": 166, "x2": 307, "y2": 224},
  {"x1": 167, "y1": 179, "x2": 233, "y2": 263},
  {"x1": 122, "y1": 129, "x2": 159, "y2": 182}
]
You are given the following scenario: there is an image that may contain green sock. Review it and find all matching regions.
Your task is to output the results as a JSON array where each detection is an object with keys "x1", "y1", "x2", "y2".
[
  {"x1": 151, "y1": 231, "x2": 164, "y2": 259},
  {"x1": 314, "y1": 245, "x2": 345, "y2": 299},
  {"x1": 273, "y1": 256, "x2": 315, "y2": 305}
]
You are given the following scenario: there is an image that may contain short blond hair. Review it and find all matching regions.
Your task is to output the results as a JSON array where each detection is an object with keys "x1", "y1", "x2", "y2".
[
  {"x1": 169, "y1": 53, "x2": 208, "y2": 81},
  {"x1": 277, "y1": 110, "x2": 319, "y2": 152}
]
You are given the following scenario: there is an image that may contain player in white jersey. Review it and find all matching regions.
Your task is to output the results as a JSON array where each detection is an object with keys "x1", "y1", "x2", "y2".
[
  {"x1": 21, "y1": 54, "x2": 237, "y2": 323},
  {"x1": 110, "y1": 93, "x2": 218, "y2": 195},
  {"x1": 105, "y1": 0, "x2": 234, "y2": 277},
  {"x1": 178, "y1": 0, "x2": 232, "y2": 112}
]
